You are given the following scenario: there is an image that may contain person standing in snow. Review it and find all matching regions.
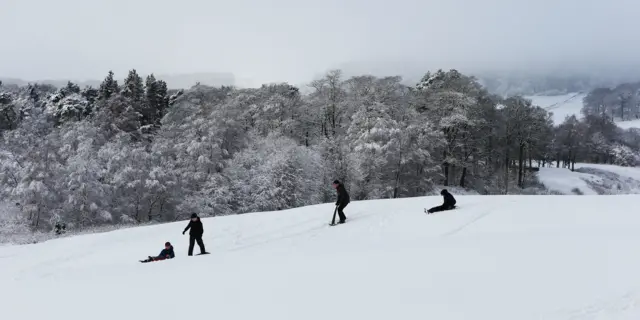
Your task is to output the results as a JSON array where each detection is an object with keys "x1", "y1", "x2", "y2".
[
  {"x1": 182, "y1": 213, "x2": 207, "y2": 255},
  {"x1": 332, "y1": 180, "x2": 350, "y2": 224},
  {"x1": 426, "y1": 189, "x2": 457, "y2": 214}
]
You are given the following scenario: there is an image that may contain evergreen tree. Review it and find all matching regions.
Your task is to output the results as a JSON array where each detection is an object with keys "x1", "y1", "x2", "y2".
[
  {"x1": 122, "y1": 69, "x2": 145, "y2": 103},
  {"x1": 98, "y1": 71, "x2": 119, "y2": 100},
  {"x1": 144, "y1": 74, "x2": 169, "y2": 126}
]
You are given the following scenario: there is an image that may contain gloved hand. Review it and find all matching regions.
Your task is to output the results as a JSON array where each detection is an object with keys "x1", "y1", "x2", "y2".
[{"x1": 182, "y1": 230, "x2": 186, "y2": 235}]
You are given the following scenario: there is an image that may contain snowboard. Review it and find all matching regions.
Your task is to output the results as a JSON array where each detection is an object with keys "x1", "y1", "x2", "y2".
[
  {"x1": 424, "y1": 206, "x2": 458, "y2": 214},
  {"x1": 140, "y1": 256, "x2": 159, "y2": 263},
  {"x1": 195, "y1": 252, "x2": 210, "y2": 255}
]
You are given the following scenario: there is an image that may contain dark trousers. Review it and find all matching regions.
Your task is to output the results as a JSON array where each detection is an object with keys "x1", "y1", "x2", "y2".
[
  {"x1": 189, "y1": 235, "x2": 206, "y2": 255},
  {"x1": 141, "y1": 256, "x2": 166, "y2": 263},
  {"x1": 337, "y1": 202, "x2": 348, "y2": 222},
  {"x1": 428, "y1": 204, "x2": 455, "y2": 213}
]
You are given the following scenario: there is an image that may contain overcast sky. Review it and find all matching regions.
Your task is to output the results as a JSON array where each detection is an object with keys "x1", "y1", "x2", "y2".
[{"x1": 0, "y1": 0, "x2": 638, "y2": 86}]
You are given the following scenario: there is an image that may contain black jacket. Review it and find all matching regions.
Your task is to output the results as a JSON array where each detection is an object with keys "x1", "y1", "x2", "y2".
[
  {"x1": 336, "y1": 183, "x2": 350, "y2": 206},
  {"x1": 183, "y1": 218, "x2": 203, "y2": 236},
  {"x1": 442, "y1": 191, "x2": 456, "y2": 207}
]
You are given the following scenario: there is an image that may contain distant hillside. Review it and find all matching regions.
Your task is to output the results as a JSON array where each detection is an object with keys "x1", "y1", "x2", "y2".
[
  {"x1": 336, "y1": 60, "x2": 640, "y2": 97},
  {"x1": 0, "y1": 72, "x2": 235, "y2": 89}
]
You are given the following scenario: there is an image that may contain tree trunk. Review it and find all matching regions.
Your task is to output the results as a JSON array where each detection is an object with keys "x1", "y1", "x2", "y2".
[
  {"x1": 443, "y1": 163, "x2": 449, "y2": 186},
  {"x1": 459, "y1": 167, "x2": 467, "y2": 188},
  {"x1": 517, "y1": 143, "x2": 525, "y2": 188},
  {"x1": 393, "y1": 157, "x2": 403, "y2": 199},
  {"x1": 504, "y1": 154, "x2": 510, "y2": 194},
  {"x1": 442, "y1": 150, "x2": 449, "y2": 186}
]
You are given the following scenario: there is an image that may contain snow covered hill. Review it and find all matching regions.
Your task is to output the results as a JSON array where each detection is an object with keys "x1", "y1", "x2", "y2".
[
  {"x1": 3, "y1": 195, "x2": 640, "y2": 319},
  {"x1": 526, "y1": 92, "x2": 585, "y2": 124},
  {"x1": 538, "y1": 163, "x2": 640, "y2": 195},
  {"x1": 527, "y1": 93, "x2": 640, "y2": 130}
]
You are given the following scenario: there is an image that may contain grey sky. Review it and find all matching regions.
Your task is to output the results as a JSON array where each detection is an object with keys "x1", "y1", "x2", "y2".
[{"x1": 0, "y1": 0, "x2": 638, "y2": 86}]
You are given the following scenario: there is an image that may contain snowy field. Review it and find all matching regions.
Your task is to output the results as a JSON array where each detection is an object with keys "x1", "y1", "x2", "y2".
[
  {"x1": 2, "y1": 195, "x2": 640, "y2": 319},
  {"x1": 537, "y1": 163, "x2": 640, "y2": 195}
]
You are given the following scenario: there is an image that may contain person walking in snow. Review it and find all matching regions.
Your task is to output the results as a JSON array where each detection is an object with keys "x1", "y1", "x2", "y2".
[
  {"x1": 182, "y1": 213, "x2": 207, "y2": 255},
  {"x1": 426, "y1": 189, "x2": 457, "y2": 214},
  {"x1": 333, "y1": 180, "x2": 350, "y2": 224},
  {"x1": 140, "y1": 242, "x2": 175, "y2": 263}
]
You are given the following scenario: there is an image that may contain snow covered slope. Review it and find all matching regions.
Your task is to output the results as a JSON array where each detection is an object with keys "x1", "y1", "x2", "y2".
[
  {"x1": 538, "y1": 163, "x2": 640, "y2": 195},
  {"x1": 526, "y1": 93, "x2": 585, "y2": 124},
  {"x1": 527, "y1": 92, "x2": 640, "y2": 130},
  {"x1": 538, "y1": 166, "x2": 602, "y2": 195},
  {"x1": 615, "y1": 119, "x2": 640, "y2": 130},
  {"x1": 3, "y1": 195, "x2": 640, "y2": 319}
]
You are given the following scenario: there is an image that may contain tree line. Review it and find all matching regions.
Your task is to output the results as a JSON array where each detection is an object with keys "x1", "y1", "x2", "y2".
[{"x1": 0, "y1": 68, "x2": 638, "y2": 233}]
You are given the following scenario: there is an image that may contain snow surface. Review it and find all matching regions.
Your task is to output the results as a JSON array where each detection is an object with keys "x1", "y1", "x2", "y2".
[
  {"x1": 538, "y1": 166, "x2": 602, "y2": 195},
  {"x1": 526, "y1": 93, "x2": 585, "y2": 125},
  {"x1": 615, "y1": 119, "x2": 640, "y2": 130},
  {"x1": 527, "y1": 92, "x2": 640, "y2": 130},
  {"x1": 537, "y1": 163, "x2": 640, "y2": 195},
  {"x1": 574, "y1": 163, "x2": 640, "y2": 182},
  {"x1": 3, "y1": 195, "x2": 640, "y2": 319}
]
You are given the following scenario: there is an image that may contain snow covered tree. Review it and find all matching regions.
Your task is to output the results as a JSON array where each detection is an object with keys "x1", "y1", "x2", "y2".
[
  {"x1": 2, "y1": 66, "x2": 640, "y2": 238},
  {"x1": 98, "y1": 71, "x2": 119, "y2": 101},
  {"x1": 144, "y1": 74, "x2": 169, "y2": 127},
  {"x1": 224, "y1": 133, "x2": 322, "y2": 213},
  {"x1": 2, "y1": 106, "x2": 64, "y2": 229},
  {"x1": 555, "y1": 115, "x2": 588, "y2": 171},
  {"x1": 308, "y1": 70, "x2": 347, "y2": 138},
  {"x1": 414, "y1": 69, "x2": 484, "y2": 187},
  {"x1": 0, "y1": 91, "x2": 18, "y2": 131},
  {"x1": 46, "y1": 84, "x2": 91, "y2": 123}
]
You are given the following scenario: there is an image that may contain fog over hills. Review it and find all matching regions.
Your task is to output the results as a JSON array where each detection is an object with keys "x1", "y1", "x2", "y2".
[{"x1": 0, "y1": 72, "x2": 236, "y2": 90}]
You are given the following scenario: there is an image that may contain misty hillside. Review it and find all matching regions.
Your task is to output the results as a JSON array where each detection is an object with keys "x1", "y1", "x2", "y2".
[
  {"x1": 337, "y1": 60, "x2": 640, "y2": 97},
  {"x1": 0, "y1": 72, "x2": 235, "y2": 90}
]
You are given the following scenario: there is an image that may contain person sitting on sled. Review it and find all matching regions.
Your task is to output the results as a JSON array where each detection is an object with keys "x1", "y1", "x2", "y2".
[
  {"x1": 426, "y1": 189, "x2": 457, "y2": 214},
  {"x1": 141, "y1": 242, "x2": 175, "y2": 262}
]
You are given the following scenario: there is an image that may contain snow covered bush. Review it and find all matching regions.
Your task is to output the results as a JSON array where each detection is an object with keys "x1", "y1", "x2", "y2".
[{"x1": 610, "y1": 144, "x2": 638, "y2": 166}]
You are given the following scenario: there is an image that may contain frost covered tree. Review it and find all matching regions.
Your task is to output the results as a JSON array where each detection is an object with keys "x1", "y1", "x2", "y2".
[
  {"x1": 414, "y1": 69, "x2": 486, "y2": 187},
  {"x1": 308, "y1": 70, "x2": 347, "y2": 138},
  {"x1": 0, "y1": 91, "x2": 18, "y2": 131},
  {"x1": 46, "y1": 82, "x2": 91, "y2": 123},
  {"x1": 98, "y1": 71, "x2": 119, "y2": 100}
]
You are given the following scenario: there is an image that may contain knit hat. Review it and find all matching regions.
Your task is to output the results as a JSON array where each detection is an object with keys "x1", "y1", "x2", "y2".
[
  {"x1": 190, "y1": 213, "x2": 198, "y2": 218},
  {"x1": 165, "y1": 242, "x2": 171, "y2": 247},
  {"x1": 333, "y1": 180, "x2": 340, "y2": 185}
]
